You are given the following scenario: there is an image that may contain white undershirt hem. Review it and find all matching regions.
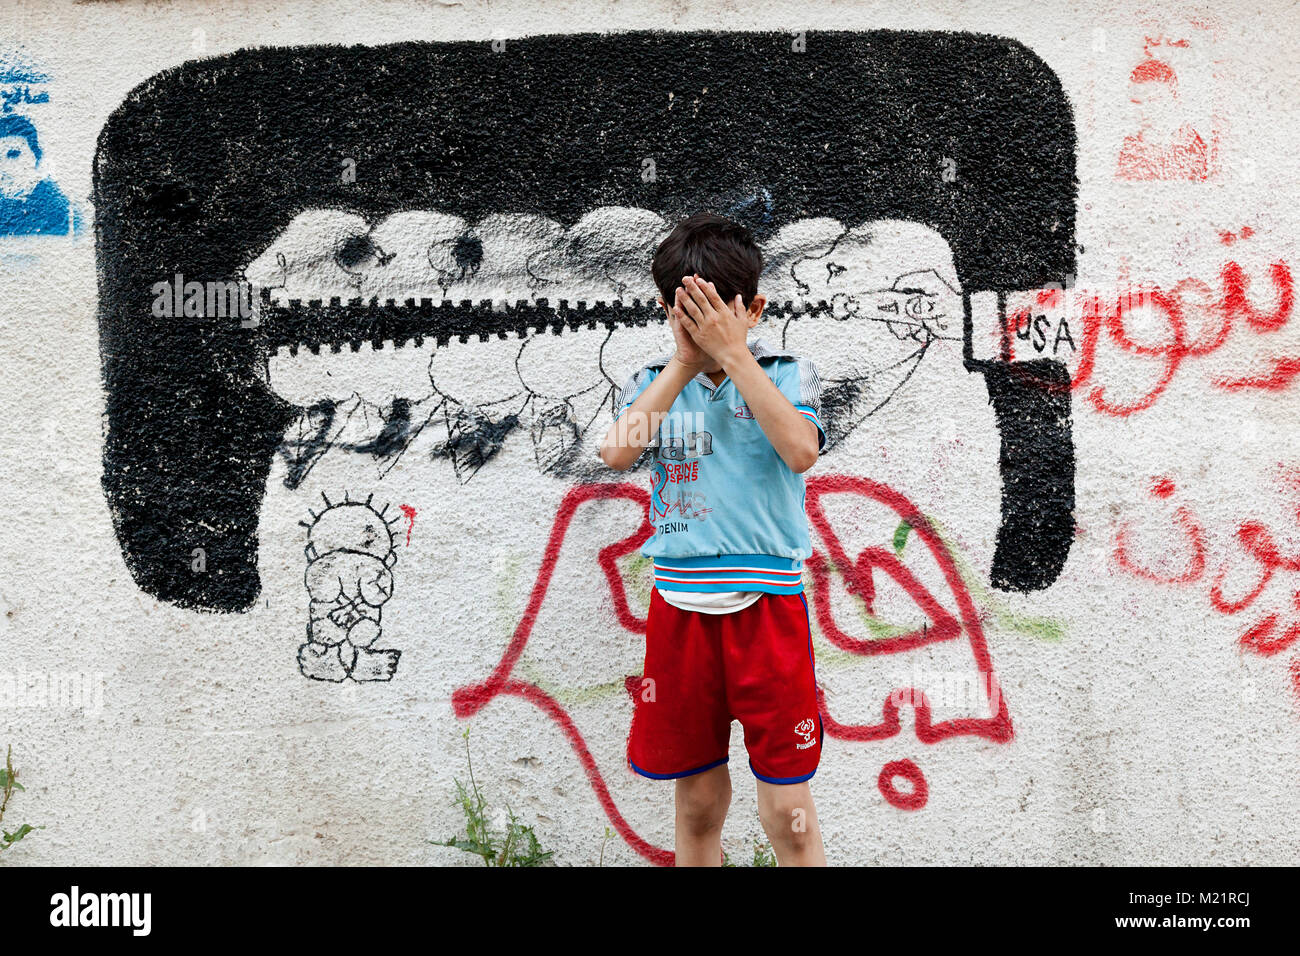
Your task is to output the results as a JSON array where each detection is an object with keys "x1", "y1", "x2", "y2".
[{"x1": 656, "y1": 588, "x2": 765, "y2": 615}]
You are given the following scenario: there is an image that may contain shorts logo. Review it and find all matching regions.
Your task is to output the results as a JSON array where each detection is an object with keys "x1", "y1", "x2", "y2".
[{"x1": 794, "y1": 717, "x2": 817, "y2": 750}]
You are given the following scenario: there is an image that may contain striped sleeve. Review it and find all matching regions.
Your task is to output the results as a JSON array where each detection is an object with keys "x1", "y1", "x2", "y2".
[
  {"x1": 775, "y1": 356, "x2": 826, "y2": 451},
  {"x1": 613, "y1": 365, "x2": 658, "y2": 420}
]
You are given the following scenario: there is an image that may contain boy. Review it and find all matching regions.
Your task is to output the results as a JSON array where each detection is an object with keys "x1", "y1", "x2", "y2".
[{"x1": 598, "y1": 213, "x2": 828, "y2": 866}]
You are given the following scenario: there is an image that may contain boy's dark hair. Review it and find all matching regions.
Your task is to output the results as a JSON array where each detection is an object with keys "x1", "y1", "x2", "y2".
[{"x1": 652, "y1": 212, "x2": 763, "y2": 309}]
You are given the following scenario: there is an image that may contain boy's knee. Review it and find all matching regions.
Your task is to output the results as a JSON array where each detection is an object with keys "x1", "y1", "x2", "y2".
[
  {"x1": 676, "y1": 774, "x2": 731, "y2": 832},
  {"x1": 767, "y1": 813, "x2": 817, "y2": 854},
  {"x1": 758, "y1": 786, "x2": 815, "y2": 837}
]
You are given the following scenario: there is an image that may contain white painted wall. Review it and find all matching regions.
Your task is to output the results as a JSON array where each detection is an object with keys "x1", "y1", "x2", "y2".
[{"x1": 1, "y1": 0, "x2": 1298, "y2": 865}]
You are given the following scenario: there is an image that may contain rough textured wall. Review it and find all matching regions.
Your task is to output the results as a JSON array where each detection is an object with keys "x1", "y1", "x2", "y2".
[{"x1": 2, "y1": 0, "x2": 1298, "y2": 866}]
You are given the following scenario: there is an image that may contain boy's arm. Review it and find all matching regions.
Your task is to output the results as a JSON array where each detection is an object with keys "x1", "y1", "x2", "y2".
[
  {"x1": 721, "y1": 353, "x2": 821, "y2": 474},
  {"x1": 676, "y1": 275, "x2": 821, "y2": 474},
  {"x1": 598, "y1": 358, "x2": 698, "y2": 471}
]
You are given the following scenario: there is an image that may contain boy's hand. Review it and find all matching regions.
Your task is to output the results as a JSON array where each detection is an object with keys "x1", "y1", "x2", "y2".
[
  {"x1": 666, "y1": 287, "x2": 712, "y2": 371},
  {"x1": 675, "y1": 274, "x2": 750, "y2": 367}
]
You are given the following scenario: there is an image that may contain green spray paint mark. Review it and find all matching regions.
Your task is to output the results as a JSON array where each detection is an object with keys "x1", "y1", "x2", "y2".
[
  {"x1": 806, "y1": 551, "x2": 923, "y2": 657},
  {"x1": 923, "y1": 515, "x2": 1068, "y2": 644},
  {"x1": 893, "y1": 520, "x2": 912, "y2": 555},
  {"x1": 996, "y1": 609, "x2": 1066, "y2": 643},
  {"x1": 484, "y1": 550, "x2": 657, "y2": 707},
  {"x1": 858, "y1": 613, "x2": 917, "y2": 642},
  {"x1": 494, "y1": 551, "x2": 525, "y2": 645},
  {"x1": 517, "y1": 660, "x2": 630, "y2": 707},
  {"x1": 625, "y1": 554, "x2": 654, "y2": 609}
]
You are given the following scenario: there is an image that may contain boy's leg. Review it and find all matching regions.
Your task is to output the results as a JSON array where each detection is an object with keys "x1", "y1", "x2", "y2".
[
  {"x1": 722, "y1": 591, "x2": 827, "y2": 865},
  {"x1": 674, "y1": 764, "x2": 732, "y2": 866},
  {"x1": 756, "y1": 779, "x2": 826, "y2": 866},
  {"x1": 628, "y1": 589, "x2": 733, "y2": 865}
]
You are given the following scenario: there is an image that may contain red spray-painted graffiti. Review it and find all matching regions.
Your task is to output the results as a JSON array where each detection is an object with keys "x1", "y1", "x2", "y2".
[
  {"x1": 1007, "y1": 258, "x2": 1296, "y2": 414},
  {"x1": 1113, "y1": 470, "x2": 1300, "y2": 699},
  {"x1": 452, "y1": 475, "x2": 1013, "y2": 865},
  {"x1": 804, "y1": 475, "x2": 1013, "y2": 750},
  {"x1": 450, "y1": 482, "x2": 666, "y2": 863},
  {"x1": 1115, "y1": 48, "x2": 1211, "y2": 183},
  {"x1": 1115, "y1": 476, "x2": 1206, "y2": 585},
  {"x1": 399, "y1": 504, "x2": 417, "y2": 546},
  {"x1": 878, "y1": 759, "x2": 929, "y2": 811}
]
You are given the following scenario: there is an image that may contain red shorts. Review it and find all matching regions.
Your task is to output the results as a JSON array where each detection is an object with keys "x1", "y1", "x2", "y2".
[{"x1": 628, "y1": 588, "x2": 823, "y2": 784}]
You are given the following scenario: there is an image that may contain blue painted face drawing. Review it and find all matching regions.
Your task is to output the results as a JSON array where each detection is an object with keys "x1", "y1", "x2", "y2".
[{"x1": 0, "y1": 114, "x2": 74, "y2": 236}]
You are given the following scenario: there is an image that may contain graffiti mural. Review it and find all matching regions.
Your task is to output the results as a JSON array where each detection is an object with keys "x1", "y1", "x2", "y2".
[
  {"x1": 1004, "y1": 256, "x2": 1296, "y2": 414},
  {"x1": 1115, "y1": 28, "x2": 1222, "y2": 183},
  {"x1": 0, "y1": 0, "x2": 1242, "y2": 874},
  {"x1": 79, "y1": 25, "x2": 1128, "y2": 865},
  {"x1": 94, "y1": 31, "x2": 1078, "y2": 616},
  {"x1": 257, "y1": 213, "x2": 967, "y2": 490}
]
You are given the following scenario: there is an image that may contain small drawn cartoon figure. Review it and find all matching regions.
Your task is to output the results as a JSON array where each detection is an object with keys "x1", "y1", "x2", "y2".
[
  {"x1": 0, "y1": 114, "x2": 76, "y2": 235},
  {"x1": 299, "y1": 493, "x2": 402, "y2": 682}
]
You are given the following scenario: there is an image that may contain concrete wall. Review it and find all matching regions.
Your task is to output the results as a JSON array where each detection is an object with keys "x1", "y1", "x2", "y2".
[{"x1": 2, "y1": 0, "x2": 1298, "y2": 865}]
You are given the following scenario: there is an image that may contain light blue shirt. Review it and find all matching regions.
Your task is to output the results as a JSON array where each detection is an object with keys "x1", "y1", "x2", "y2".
[{"x1": 610, "y1": 337, "x2": 826, "y2": 594}]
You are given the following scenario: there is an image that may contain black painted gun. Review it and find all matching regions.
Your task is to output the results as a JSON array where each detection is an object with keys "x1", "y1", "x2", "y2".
[{"x1": 95, "y1": 30, "x2": 1077, "y2": 610}]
